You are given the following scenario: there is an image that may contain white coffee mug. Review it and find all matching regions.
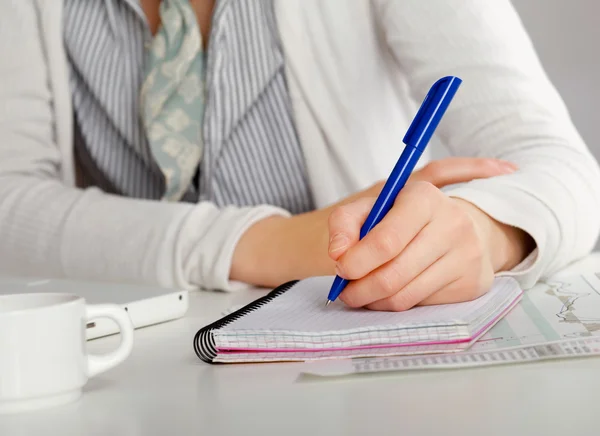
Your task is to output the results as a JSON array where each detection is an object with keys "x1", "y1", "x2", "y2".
[{"x1": 0, "y1": 293, "x2": 134, "y2": 414}]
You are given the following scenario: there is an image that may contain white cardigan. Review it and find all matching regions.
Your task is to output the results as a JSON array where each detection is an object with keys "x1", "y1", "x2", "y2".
[{"x1": 1, "y1": 0, "x2": 599, "y2": 291}]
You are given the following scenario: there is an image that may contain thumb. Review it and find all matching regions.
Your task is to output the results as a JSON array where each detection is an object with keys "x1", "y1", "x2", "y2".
[
  {"x1": 327, "y1": 197, "x2": 376, "y2": 261},
  {"x1": 411, "y1": 157, "x2": 518, "y2": 188}
]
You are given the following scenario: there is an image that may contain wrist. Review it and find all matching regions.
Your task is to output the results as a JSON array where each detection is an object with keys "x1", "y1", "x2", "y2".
[{"x1": 452, "y1": 198, "x2": 534, "y2": 272}]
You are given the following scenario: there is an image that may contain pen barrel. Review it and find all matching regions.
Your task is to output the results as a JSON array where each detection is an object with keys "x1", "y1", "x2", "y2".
[{"x1": 359, "y1": 145, "x2": 423, "y2": 239}]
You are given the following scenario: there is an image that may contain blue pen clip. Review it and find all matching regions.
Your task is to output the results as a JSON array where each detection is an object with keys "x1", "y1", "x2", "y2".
[{"x1": 404, "y1": 76, "x2": 462, "y2": 151}]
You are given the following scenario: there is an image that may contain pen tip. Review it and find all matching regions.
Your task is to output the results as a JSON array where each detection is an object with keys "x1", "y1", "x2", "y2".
[{"x1": 325, "y1": 300, "x2": 332, "y2": 307}]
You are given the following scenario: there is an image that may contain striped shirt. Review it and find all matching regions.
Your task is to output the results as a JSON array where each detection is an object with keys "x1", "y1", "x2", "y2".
[{"x1": 63, "y1": 0, "x2": 314, "y2": 214}]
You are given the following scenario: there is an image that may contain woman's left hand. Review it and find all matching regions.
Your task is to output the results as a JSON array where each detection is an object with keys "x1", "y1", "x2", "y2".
[{"x1": 327, "y1": 181, "x2": 533, "y2": 311}]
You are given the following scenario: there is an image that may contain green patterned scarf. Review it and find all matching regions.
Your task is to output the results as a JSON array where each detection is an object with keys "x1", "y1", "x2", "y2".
[{"x1": 140, "y1": 0, "x2": 205, "y2": 201}]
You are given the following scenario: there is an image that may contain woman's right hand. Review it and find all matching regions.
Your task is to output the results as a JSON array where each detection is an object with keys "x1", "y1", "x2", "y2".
[{"x1": 230, "y1": 157, "x2": 518, "y2": 288}]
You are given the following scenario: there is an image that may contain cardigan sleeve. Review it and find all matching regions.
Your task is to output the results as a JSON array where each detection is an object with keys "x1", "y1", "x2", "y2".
[
  {"x1": 0, "y1": 1, "x2": 288, "y2": 291},
  {"x1": 372, "y1": 0, "x2": 600, "y2": 288}
]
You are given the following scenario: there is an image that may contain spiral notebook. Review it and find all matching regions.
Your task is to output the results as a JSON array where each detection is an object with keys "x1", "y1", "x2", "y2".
[{"x1": 194, "y1": 276, "x2": 522, "y2": 364}]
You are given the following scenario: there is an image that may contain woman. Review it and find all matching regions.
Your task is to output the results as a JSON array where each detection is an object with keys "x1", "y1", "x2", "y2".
[{"x1": 1, "y1": 0, "x2": 599, "y2": 311}]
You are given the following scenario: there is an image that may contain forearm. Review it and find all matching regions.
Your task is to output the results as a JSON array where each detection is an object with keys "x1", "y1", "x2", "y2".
[
  {"x1": 0, "y1": 175, "x2": 289, "y2": 291},
  {"x1": 230, "y1": 210, "x2": 334, "y2": 287}
]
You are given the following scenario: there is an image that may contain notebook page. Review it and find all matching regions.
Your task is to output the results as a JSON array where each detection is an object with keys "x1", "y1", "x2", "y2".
[
  {"x1": 211, "y1": 293, "x2": 524, "y2": 362},
  {"x1": 221, "y1": 276, "x2": 521, "y2": 336}
]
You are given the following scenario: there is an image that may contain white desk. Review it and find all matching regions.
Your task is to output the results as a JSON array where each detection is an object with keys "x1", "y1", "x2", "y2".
[{"x1": 2, "y1": 255, "x2": 600, "y2": 436}]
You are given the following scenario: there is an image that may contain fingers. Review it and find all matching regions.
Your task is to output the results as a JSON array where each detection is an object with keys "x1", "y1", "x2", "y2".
[
  {"x1": 337, "y1": 195, "x2": 496, "y2": 311},
  {"x1": 327, "y1": 157, "x2": 508, "y2": 309},
  {"x1": 364, "y1": 254, "x2": 461, "y2": 311},
  {"x1": 364, "y1": 247, "x2": 494, "y2": 312},
  {"x1": 328, "y1": 197, "x2": 375, "y2": 261},
  {"x1": 338, "y1": 201, "x2": 464, "y2": 308},
  {"x1": 336, "y1": 181, "x2": 442, "y2": 281},
  {"x1": 419, "y1": 260, "x2": 494, "y2": 307},
  {"x1": 412, "y1": 157, "x2": 517, "y2": 188}
]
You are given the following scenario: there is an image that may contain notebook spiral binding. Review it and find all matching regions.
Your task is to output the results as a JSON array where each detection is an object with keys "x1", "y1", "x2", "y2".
[{"x1": 193, "y1": 280, "x2": 298, "y2": 364}]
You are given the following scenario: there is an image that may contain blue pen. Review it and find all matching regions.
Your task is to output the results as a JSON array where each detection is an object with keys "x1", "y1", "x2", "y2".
[{"x1": 326, "y1": 76, "x2": 462, "y2": 306}]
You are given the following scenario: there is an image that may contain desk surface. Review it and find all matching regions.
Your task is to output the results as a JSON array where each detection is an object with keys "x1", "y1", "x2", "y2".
[{"x1": 2, "y1": 256, "x2": 600, "y2": 436}]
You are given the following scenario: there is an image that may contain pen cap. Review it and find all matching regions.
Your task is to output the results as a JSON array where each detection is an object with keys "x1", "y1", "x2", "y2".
[{"x1": 403, "y1": 76, "x2": 462, "y2": 152}]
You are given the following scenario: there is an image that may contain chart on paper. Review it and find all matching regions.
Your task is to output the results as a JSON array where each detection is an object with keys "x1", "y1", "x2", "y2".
[
  {"x1": 471, "y1": 272, "x2": 600, "y2": 352},
  {"x1": 302, "y1": 273, "x2": 600, "y2": 377}
]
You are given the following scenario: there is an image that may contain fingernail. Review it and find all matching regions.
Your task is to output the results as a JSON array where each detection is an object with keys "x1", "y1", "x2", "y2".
[
  {"x1": 496, "y1": 160, "x2": 518, "y2": 174},
  {"x1": 329, "y1": 233, "x2": 349, "y2": 254}
]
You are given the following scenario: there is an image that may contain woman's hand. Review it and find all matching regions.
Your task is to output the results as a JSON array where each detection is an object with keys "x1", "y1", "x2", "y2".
[
  {"x1": 230, "y1": 157, "x2": 531, "y2": 292},
  {"x1": 327, "y1": 184, "x2": 533, "y2": 311},
  {"x1": 326, "y1": 157, "x2": 535, "y2": 311}
]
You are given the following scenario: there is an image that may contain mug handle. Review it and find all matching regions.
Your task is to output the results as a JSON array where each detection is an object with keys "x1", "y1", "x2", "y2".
[{"x1": 85, "y1": 304, "x2": 134, "y2": 378}]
